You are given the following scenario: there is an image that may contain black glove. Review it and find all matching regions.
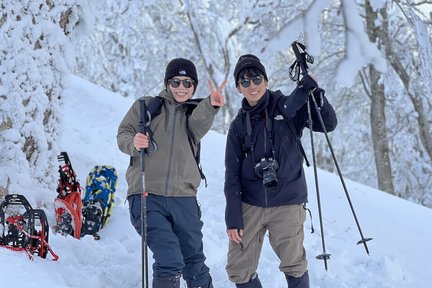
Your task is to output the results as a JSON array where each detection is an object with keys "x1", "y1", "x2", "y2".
[
  {"x1": 299, "y1": 74, "x2": 325, "y2": 108},
  {"x1": 298, "y1": 74, "x2": 318, "y2": 93}
]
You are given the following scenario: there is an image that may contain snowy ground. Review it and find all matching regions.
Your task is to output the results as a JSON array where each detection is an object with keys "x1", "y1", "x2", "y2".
[{"x1": 1, "y1": 75, "x2": 431, "y2": 287}]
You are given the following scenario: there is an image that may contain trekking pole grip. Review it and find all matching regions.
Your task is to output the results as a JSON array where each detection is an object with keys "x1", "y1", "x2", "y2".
[{"x1": 139, "y1": 99, "x2": 147, "y2": 172}]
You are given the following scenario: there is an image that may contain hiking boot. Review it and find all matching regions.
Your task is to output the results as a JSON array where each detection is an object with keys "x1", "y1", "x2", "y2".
[
  {"x1": 152, "y1": 274, "x2": 180, "y2": 288},
  {"x1": 187, "y1": 275, "x2": 213, "y2": 288},
  {"x1": 235, "y1": 273, "x2": 263, "y2": 288},
  {"x1": 285, "y1": 271, "x2": 310, "y2": 288}
]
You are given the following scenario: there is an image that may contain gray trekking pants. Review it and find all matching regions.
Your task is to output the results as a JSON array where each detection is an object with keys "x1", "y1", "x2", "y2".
[{"x1": 226, "y1": 203, "x2": 307, "y2": 284}]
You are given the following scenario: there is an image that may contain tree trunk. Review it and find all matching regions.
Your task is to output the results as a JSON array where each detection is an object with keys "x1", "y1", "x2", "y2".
[
  {"x1": 365, "y1": 1, "x2": 395, "y2": 194},
  {"x1": 368, "y1": 65, "x2": 394, "y2": 194}
]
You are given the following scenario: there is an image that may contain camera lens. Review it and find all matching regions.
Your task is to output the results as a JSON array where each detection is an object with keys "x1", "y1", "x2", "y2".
[
  {"x1": 263, "y1": 171, "x2": 278, "y2": 188},
  {"x1": 254, "y1": 157, "x2": 279, "y2": 191}
]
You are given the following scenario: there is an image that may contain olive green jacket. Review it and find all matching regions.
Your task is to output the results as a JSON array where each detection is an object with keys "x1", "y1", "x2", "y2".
[{"x1": 117, "y1": 89, "x2": 219, "y2": 198}]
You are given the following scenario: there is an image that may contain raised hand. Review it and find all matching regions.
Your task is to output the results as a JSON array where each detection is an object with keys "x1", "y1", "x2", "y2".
[
  {"x1": 208, "y1": 79, "x2": 227, "y2": 107},
  {"x1": 298, "y1": 73, "x2": 318, "y2": 94}
]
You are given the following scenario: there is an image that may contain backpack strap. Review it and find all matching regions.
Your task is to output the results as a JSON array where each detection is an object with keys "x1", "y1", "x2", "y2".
[
  {"x1": 184, "y1": 99, "x2": 208, "y2": 187},
  {"x1": 235, "y1": 109, "x2": 252, "y2": 159},
  {"x1": 186, "y1": 131, "x2": 207, "y2": 187},
  {"x1": 137, "y1": 97, "x2": 159, "y2": 154},
  {"x1": 284, "y1": 116, "x2": 310, "y2": 167},
  {"x1": 146, "y1": 96, "x2": 164, "y2": 120},
  {"x1": 130, "y1": 96, "x2": 163, "y2": 167}
]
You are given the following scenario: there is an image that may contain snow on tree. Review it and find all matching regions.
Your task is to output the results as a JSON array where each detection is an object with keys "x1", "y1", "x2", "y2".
[
  {"x1": 0, "y1": 0, "x2": 95, "y2": 203},
  {"x1": 73, "y1": 0, "x2": 432, "y2": 207}
]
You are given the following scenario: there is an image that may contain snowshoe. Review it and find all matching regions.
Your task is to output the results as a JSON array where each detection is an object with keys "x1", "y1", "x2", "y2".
[
  {"x1": 81, "y1": 165, "x2": 118, "y2": 239},
  {"x1": 54, "y1": 191, "x2": 82, "y2": 238},
  {"x1": 0, "y1": 194, "x2": 34, "y2": 248},
  {"x1": 54, "y1": 152, "x2": 83, "y2": 239},
  {"x1": 0, "y1": 194, "x2": 58, "y2": 260},
  {"x1": 27, "y1": 208, "x2": 50, "y2": 258}
]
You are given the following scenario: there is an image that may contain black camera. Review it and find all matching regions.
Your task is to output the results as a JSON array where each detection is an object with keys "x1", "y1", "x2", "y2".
[{"x1": 254, "y1": 157, "x2": 279, "y2": 190}]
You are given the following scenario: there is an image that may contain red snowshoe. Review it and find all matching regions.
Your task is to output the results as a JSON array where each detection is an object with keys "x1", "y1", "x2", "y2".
[
  {"x1": 0, "y1": 194, "x2": 58, "y2": 260},
  {"x1": 54, "y1": 152, "x2": 82, "y2": 239}
]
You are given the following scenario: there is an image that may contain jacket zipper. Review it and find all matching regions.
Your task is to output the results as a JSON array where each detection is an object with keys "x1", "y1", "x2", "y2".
[
  {"x1": 263, "y1": 120, "x2": 269, "y2": 208},
  {"x1": 164, "y1": 108, "x2": 177, "y2": 195}
]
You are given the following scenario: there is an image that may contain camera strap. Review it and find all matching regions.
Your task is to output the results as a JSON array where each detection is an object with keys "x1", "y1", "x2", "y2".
[
  {"x1": 264, "y1": 109, "x2": 277, "y2": 160},
  {"x1": 244, "y1": 111, "x2": 253, "y2": 157},
  {"x1": 243, "y1": 109, "x2": 277, "y2": 162}
]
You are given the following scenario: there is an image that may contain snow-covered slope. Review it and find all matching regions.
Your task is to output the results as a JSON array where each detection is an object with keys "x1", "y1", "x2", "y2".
[{"x1": 1, "y1": 75, "x2": 431, "y2": 288}]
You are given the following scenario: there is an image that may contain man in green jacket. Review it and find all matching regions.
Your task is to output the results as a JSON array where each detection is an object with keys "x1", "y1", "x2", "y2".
[{"x1": 117, "y1": 58, "x2": 225, "y2": 288}]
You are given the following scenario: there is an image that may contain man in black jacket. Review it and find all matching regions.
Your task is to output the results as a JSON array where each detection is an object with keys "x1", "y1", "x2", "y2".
[{"x1": 224, "y1": 54, "x2": 337, "y2": 288}]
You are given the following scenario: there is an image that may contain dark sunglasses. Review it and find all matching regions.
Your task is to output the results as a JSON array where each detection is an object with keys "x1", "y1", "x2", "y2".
[
  {"x1": 168, "y1": 78, "x2": 194, "y2": 88},
  {"x1": 238, "y1": 75, "x2": 264, "y2": 88}
]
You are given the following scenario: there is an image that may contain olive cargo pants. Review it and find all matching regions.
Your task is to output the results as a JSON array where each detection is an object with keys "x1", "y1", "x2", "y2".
[{"x1": 226, "y1": 203, "x2": 307, "y2": 284}]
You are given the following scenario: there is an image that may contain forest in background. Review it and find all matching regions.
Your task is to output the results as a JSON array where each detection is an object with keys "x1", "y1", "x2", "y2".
[{"x1": 1, "y1": 0, "x2": 431, "y2": 208}]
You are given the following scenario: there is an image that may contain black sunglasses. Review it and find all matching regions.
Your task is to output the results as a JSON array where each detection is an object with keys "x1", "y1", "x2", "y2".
[
  {"x1": 168, "y1": 78, "x2": 194, "y2": 88},
  {"x1": 238, "y1": 75, "x2": 264, "y2": 88}
]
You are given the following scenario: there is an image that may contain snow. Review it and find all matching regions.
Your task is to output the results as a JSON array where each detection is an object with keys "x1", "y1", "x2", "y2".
[
  {"x1": 1, "y1": 75, "x2": 432, "y2": 287},
  {"x1": 335, "y1": 0, "x2": 387, "y2": 87},
  {"x1": 259, "y1": 0, "x2": 387, "y2": 88}
]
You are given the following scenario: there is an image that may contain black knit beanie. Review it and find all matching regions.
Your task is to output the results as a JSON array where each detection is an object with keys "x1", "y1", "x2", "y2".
[
  {"x1": 164, "y1": 58, "x2": 198, "y2": 87},
  {"x1": 233, "y1": 54, "x2": 268, "y2": 86}
]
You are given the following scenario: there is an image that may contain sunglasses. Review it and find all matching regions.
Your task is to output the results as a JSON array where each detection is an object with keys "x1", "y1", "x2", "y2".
[
  {"x1": 168, "y1": 78, "x2": 194, "y2": 89},
  {"x1": 238, "y1": 75, "x2": 264, "y2": 88}
]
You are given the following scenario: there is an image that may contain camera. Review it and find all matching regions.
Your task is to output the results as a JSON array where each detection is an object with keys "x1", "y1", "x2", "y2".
[{"x1": 254, "y1": 157, "x2": 279, "y2": 190}]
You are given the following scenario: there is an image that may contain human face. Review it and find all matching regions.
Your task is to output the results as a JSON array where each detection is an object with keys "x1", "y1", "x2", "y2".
[
  {"x1": 167, "y1": 76, "x2": 195, "y2": 102},
  {"x1": 237, "y1": 75, "x2": 268, "y2": 106}
]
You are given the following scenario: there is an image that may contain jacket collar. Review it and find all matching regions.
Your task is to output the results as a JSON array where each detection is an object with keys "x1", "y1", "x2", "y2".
[{"x1": 241, "y1": 90, "x2": 270, "y2": 114}]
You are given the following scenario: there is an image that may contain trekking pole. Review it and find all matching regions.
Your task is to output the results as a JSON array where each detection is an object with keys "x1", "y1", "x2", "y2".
[
  {"x1": 306, "y1": 94, "x2": 331, "y2": 270},
  {"x1": 290, "y1": 41, "x2": 372, "y2": 255},
  {"x1": 309, "y1": 94, "x2": 373, "y2": 254},
  {"x1": 138, "y1": 99, "x2": 149, "y2": 288},
  {"x1": 290, "y1": 41, "x2": 330, "y2": 269}
]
